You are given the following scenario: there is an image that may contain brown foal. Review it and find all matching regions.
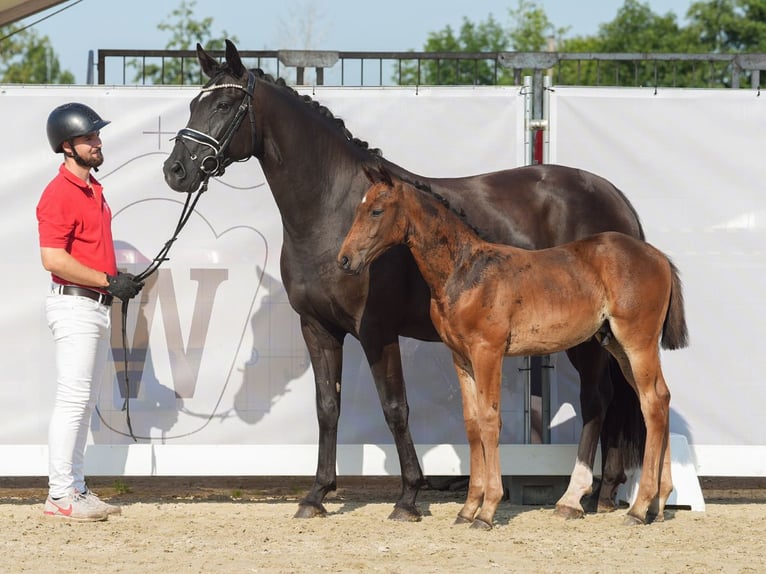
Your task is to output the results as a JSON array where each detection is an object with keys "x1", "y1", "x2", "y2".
[{"x1": 338, "y1": 167, "x2": 687, "y2": 529}]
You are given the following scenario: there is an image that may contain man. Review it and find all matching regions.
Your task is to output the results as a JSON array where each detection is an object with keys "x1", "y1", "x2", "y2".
[{"x1": 37, "y1": 102, "x2": 144, "y2": 521}]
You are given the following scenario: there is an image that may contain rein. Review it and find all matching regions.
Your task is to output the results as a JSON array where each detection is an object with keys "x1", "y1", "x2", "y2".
[
  {"x1": 118, "y1": 181, "x2": 208, "y2": 441},
  {"x1": 118, "y1": 71, "x2": 258, "y2": 441}
]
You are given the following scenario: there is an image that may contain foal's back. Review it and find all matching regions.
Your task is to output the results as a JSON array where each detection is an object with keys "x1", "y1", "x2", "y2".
[{"x1": 442, "y1": 231, "x2": 671, "y2": 357}]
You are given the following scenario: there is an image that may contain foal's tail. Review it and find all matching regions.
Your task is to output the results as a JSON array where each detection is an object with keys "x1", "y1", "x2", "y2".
[{"x1": 661, "y1": 260, "x2": 689, "y2": 350}]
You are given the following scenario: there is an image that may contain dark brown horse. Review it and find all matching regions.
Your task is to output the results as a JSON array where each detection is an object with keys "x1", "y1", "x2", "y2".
[
  {"x1": 164, "y1": 39, "x2": 651, "y2": 522},
  {"x1": 338, "y1": 168, "x2": 687, "y2": 528}
]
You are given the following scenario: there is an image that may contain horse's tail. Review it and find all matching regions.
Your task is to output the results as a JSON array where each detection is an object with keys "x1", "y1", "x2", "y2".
[
  {"x1": 661, "y1": 259, "x2": 689, "y2": 350},
  {"x1": 601, "y1": 357, "x2": 645, "y2": 471}
]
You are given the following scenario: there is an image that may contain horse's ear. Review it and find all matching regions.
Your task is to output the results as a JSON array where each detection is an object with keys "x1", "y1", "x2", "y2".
[
  {"x1": 225, "y1": 39, "x2": 245, "y2": 77},
  {"x1": 197, "y1": 43, "x2": 220, "y2": 78}
]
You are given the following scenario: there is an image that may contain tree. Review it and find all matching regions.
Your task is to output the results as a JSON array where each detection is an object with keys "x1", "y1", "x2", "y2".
[
  {"x1": 396, "y1": 15, "x2": 511, "y2": 85},
  {"x1": 686, "y1": 0, "x2": 766, "y2": 52},
  {"x1": 0, "y1": 23, "x2": 74, "y2": 84},
  {"x1": 396, "y1": 1, "x2": 571, "y2": 85},
  {"x1": 401, "y1": 0, "x2": 766, "y2": 88},
  {"x1": 131, "y1": 0, "x2": 238, "y2": 85},
  {"x1": 554, "y1": 0, "x2": 700, "y2": 87}
]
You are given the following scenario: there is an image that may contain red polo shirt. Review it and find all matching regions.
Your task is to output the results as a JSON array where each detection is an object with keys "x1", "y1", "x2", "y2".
[{"x1": 37, "y1": 164, "x2": 117, "y2": 285}]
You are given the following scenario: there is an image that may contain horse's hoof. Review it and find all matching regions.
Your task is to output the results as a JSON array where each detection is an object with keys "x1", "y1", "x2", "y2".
[
  {"x1": 647, "y1": 510, "x2": 665, "y2": 524},
  {"x1": 388, "y1": 504, "x2": 422, "y2": 522},
  {"x1": 597, "y1": 500, "x2": 618, "y2": 514},
  {"x1": 553, "y1": 504, "x2": 584, "y2": 520},
  {"x1": 622, "y1": 513, "x2": 645, "y2": 526},
  {"x1": 469, "y1": 518, "x2": 493, "y2": 530},
  {"x1": 454, "y1": 514, "x2": 473, "y2": 525},
  {"x1": 294, "y1": 502, "x2": 327, "y2": 519}
]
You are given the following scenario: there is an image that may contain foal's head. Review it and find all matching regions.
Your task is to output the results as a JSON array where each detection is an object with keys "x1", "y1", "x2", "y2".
[{"x1": 337, "y1": 166, "x2": 408, "y2": 274}]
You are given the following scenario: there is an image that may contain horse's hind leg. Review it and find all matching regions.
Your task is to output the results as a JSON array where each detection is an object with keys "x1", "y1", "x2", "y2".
[
  {"x1": 597, "y1": 358, "x2": 645, "y2": 513},
  {"x1": 554, "y1": 340, "x2": 610, "y2": 519}
]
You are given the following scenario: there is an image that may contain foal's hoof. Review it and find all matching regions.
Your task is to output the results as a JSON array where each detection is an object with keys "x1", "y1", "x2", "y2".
[
  {"x1": 293, "y1": 502, "x2": 327, "y2": 519},
  {"x1": 454, "y1": 514, "x2": 473, "y2": 526},
  {"x1": 622, "y1": 513, "x2": 646, "y2": 526},
  {"x1": 553, "y1": 504, "x2": 584, "y2": 520},
  {"x1": 388, "y1": 503, "x2": 422, "y2": 522},
  {"x1": 470, "y1": 518, "x2": 493, "y2": 530}
]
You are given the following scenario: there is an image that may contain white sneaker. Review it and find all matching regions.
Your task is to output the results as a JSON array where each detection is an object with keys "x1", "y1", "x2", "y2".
[
  {"x1": 43, "y1": 492, "x2": 108, "y2": 522},
  {"x1": 81, "y1": 488, "x2": 122, "y2": 516}
]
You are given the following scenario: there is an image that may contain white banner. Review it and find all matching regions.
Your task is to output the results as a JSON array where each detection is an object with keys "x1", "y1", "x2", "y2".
[
  {"x1": 4, "y1": 83, "x2": 761, "y2": 477},
  {"x1": 550, "y1": 86, "x2": 766, "y2": 448},
  {"x1": 4, "y1": 85, "x2": 582, "y2": 475}
]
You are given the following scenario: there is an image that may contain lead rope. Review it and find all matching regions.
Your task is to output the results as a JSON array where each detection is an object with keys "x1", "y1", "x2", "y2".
[{"x1": 118, "y1": 178, "x2": 209, "y2": 441}]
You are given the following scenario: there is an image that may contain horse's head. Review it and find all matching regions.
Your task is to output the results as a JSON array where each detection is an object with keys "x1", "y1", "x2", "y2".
[
  {"x1": 337, "y1": 165, "x2": 407, "y2": 274},
  {"x1": 163, "y1": 39, "x2": 257, "y2": 193}
]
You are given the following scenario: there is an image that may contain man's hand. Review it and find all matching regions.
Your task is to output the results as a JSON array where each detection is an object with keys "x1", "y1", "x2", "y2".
[{"x1": 105, "y1": 272, "x2": 145, "y2": 301}]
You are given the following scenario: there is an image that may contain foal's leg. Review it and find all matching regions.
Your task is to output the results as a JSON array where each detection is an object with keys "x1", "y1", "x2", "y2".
[
  {"x1": 612, "y1": 347, "x2": 671, "y2": 525},
  {"x1": 470, "y1": 352, "x2": 506, "y2": 530},
  {"x1": 648, "y1": 388, "x2": 673, "y2": 522},
  {"x1": 452, "y1": 354, "x2": 484, "y2": 525},
  {"x1": 554, "y1": 341, "x2": 611, "y2": 519}
]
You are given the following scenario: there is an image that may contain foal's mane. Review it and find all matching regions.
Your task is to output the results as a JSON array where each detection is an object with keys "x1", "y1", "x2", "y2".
[
  {"x1": 396, "y1": 174, "x2": 483, "y2": 238},
  {"x1": 210, "y1": 63, "x2": 383, "y2": 157}
]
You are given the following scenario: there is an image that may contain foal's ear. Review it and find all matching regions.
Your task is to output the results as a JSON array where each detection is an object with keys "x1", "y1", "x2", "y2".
[
  {"x1": 363, "y1": 164, "x2": 394, "y2": 187},
  {"x1": 225, "y1": 39, "x2": 246, "y2": 77},
  {"x1": 197, "y1": 43, "x2": 220, "y2": 78}
]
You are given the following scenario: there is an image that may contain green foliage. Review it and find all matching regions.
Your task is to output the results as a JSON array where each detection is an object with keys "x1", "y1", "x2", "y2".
[
  {"x1": 112, "y1": 479, "x2": 132, "y2": 494},
  {"x1": 0, "y1": 24, "x2": 74, "y2": 84},
  {"x1": 396, "y1": 1, "x2": 567, "y2": 85},
  {"x1": 398, "y1": 0, "x2": 766, "y2": 88},
  {"x1": 130, "y1": 0, "x2": 238, "y2": 85},
  {"x1": 397, "y1": 15, "x2": 511, "y2": 85},
  {"x1": 687, "y1": 0, "x2": 766, "y2": 52}
]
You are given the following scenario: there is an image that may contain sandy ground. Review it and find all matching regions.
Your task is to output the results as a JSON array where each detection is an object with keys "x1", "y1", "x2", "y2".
[{"x1": 0, "y1": 476, "x2": 764, "y2": 574}]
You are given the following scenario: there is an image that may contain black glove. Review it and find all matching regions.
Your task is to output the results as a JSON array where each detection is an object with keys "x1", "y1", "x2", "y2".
[{"x1": 105, "y1": 272, "x2": 145, "y2": 301}]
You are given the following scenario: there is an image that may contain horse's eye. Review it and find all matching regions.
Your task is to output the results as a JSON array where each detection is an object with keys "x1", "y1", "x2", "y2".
[
  {"x1": 216, "y1": 101, "x2": 232, "y2": 112},
  {"x1": 371, "y1": 209, "x2": 383, "y2": 217}
]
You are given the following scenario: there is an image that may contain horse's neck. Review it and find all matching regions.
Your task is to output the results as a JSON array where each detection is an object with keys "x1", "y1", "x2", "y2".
[
  {"x1": 403, "y1": 191, "x2": 482, "y2": 293},
  {"x1": 255, "y1": 82, "x2": 362, "y2": 233}
]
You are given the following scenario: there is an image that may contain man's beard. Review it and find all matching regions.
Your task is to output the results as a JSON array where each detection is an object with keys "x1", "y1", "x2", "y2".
[{"x1": 73, "y1": 149, "x2": 104, "y2": 169}]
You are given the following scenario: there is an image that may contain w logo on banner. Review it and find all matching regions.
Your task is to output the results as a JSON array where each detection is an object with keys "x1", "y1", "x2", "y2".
[{"x1": 110, "y1": 268, "x2": 228, "y2": 399}]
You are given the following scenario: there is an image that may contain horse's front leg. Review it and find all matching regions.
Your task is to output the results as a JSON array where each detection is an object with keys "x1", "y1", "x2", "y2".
[
  {"x1": 363, "y1": 337, "x2": 426, "y2": 521},
  {"x1": 554, "y1": 341, "x2": 611, "y2": 519},
  {"x1": 294, "y1": 319, "x2": 344, "y2": 519},
  {"x1": 451, "y1": 353, "x2": 484, "y2": 525}
]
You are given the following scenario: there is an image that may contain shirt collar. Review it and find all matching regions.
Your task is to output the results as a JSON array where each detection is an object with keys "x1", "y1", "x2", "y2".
[{"x1": 58, "y1": 163, "x2": 102, "y2": 190}]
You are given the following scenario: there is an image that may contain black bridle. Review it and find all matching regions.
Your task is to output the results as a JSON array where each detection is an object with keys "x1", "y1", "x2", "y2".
[
  {"x1": 174, "y1": 70, "x2": 257, "y2": 179},
  {"x1": 117, "y1": 71, "x2": 258, "y2": 441}
]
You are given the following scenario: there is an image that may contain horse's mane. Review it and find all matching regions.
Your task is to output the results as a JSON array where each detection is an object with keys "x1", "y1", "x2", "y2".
[
  {"x1": 216, "y1": 64, "x2": 383, "y2": 157},
  {"x1": 396, "y1": 174, "x2": 483, "y2": 237}
]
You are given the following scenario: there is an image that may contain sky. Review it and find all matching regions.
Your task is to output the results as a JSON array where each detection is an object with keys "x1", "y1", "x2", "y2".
[{"x1": 17, "y1": 0, "x2": 695, "y2": 84}]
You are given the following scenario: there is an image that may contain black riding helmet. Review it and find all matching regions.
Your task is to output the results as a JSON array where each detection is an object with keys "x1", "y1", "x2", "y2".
[{"x1": 46, "y1": 102, "x2": 110, "y2": 153}]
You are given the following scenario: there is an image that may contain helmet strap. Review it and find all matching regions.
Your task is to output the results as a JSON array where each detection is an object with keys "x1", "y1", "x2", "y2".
[{"x1": 65, "y1": 139, "x2": 100, "y2": 172}]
